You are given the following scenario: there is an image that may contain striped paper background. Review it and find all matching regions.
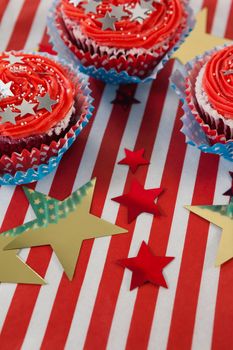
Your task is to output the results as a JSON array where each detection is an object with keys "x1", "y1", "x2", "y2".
[{"x1": 0, "y1": 0, "x2": 233, "y2": 349}]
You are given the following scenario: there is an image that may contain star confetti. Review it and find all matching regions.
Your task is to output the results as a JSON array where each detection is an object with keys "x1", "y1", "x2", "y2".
[
  {"x1": 0, "y1": 106, "x2": 19, "y2": 124},
  {"x1": 223, "y1": 172, "x2": 233, "y2": 198},
  {"x1": 36, "y1": 92, "x2": 57, "y2": 112},
  {"x1": 2, "y1": 53, "x2": 24, "y2": 66},
  {"x1": 16, "y1": 99, "x2": 37, "y2": 117},
  {"x1": 110, "y1": 4, "x2": 127, "y2": 20},
  {"x1": 5, "y1": 179, "x2": 127, "y2": 280},
  {"x1": 174, "y1": 8, "x2": 232, "y2": 64},
  {"x1": 118, "y1": 148, "x2": 150, "y2": 173},
  {"x1": 112, "y1": 179, "x2": 163, "y2": 223},
  {"x1": 140, "y1": 0, "x2": 156, "y2": 12},
  {"x1": 69, "y1": 0, "x2": 81, "y2": 6},
  {"x1": 98, "y1": 11, "x2": 118, "y2": 30},
  {"x1": 128, "y1": 3, "x2": 150, "y2": 24},
  {"x1": 82, "y1": 1, "x2": 99, "y2": 14},
  {"x1": 118, "y1": 241, "x2": 174, "y2": 290},
  {"x1": 0, "y1": 80, "x2": 14, "y2": 98},
  {"x1": 0, "y1": 235, "x2": 45, "y2": 284},
  {"x1": 185, "y1": 203, "x2": 233, "y2": 266},
  {"x1": 111, "y1": 87, "x2": 140, "y2": 110}
]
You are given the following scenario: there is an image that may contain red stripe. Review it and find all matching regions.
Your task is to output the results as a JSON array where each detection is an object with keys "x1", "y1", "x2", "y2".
[
  {"x1": 83, "y1": 61, "x2": 174, "y2": 350},
  {"x1": 6, "y1": 0, "x2": 41, "y2": 51},
  {"x1": 0, "y1": 0, "x2": 9, "y2": 23},
  {"x1": 0, "y1": 78, "x2": 104, "y2": 349},
  {"x1": 167, "y1": 155, "x2": 219, "y2": 350},
  {"x1": 125, "y1": 104, "x2": 187, "y2": 349},
  {"x1": 40, "y1": 84, "x2": 137, "y2": 349},
  {"x1": 202, "y1": 0, "x2": 218, "y2": 33}
]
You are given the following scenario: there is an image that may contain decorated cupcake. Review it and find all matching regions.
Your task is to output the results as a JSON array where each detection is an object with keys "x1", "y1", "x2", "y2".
[
  {"x1": 185, "y1": 45, "x2": 233, "y2": 144},
  {"x1": 0, "y1": 51, "x2": 92, "y2": 178},
  {"x1": 48, "y1": 0, "x2": 194, "y2": 83}
]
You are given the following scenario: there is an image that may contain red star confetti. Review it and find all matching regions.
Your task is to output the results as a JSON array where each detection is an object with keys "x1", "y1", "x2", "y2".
[
  {"x1": 117, "y1": 241, "x2": 174, "y2": 290},
  {"x1": 223, "y1": 172, "x2": 233, "y2": 198},
  {"x1": 118, "y1": 148, "x2": 150, "y2": 173},
  {"x1": 111, "y1": 85, "x2": 140, "y2": 110},
  {"x1": 112, "y1": 179, "x2": 163, "y2": 223}
]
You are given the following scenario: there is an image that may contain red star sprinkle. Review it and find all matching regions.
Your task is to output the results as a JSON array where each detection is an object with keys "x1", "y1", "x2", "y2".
[
  {"x1": 118, "y1": 148, "x2": 150, "y2": 173},
  {"x1": 112, "y1": 179, "x2": 163, "y2": 223},
  {"x1": 223, "y1": 172, "x2": 233, "y2": 197},
  {"x1": 117, "y1": 241, "x2": 174, "y2": 290}
]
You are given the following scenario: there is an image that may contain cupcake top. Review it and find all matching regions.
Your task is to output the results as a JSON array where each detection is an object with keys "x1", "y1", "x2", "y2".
[
  {"x1": 0, "y1": 52, "x2": 74, "y2": 138},
  {"x1": 61, "y1": 0, "x2": 188, "y2": 50},
  {"x1": 202, "y1": 45, "x2": 233, "y2": 121}
]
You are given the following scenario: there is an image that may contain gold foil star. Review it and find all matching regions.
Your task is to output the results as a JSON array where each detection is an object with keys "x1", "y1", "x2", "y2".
[
  {"x1": 185, "y1": 203, "x2": 233, "y2": 266},
  {"x1": 0, "y1": 235, "x2": 45, "y2": 284},
  {"x1": 5, "y1": 179, "x2": 127, "y2": 280},
  {"x1": 174, "y1": 8, "x2": 232, "y2": 64}
]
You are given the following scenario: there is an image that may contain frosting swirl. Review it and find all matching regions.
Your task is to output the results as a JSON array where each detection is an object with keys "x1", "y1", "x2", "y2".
[
  {"x1": 0, "y1": 53, "x2": 74, "y2": 138},
  {"x1": 61, "y1": 0, "x2": 187, "y2": 50},
  {"x1": 203, "y1": 45, "x2": 233, "y2": 121}
]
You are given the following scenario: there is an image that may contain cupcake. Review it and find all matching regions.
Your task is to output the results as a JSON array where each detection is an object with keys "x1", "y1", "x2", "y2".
[
  {"x1": 185, "y1": 45, "x2": 233, "y2": 144},
  {"x1": 49, "y1": 0, "x2": 193, "y2": 82},
  {"x1": 0, "y1": 51, "x2": 92, "y2": 176}
]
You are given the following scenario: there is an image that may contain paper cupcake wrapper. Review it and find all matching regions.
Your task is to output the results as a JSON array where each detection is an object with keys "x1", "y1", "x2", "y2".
[
  {"x1": 0, "y1": 53, "x2": 94, "y2": 185},
  {"x1": 170, "y1": 51, "x2": 233, "y2": 162},
  {"x1": 47, "y1": 0, "x2": 195, "y2": 85}
]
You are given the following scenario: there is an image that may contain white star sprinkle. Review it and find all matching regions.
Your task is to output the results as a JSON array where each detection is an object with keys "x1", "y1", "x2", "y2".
[
  {"x1": 128, "y1": 3, "x2": 150, "y2": 23},
  {"x1": 82, "y1": 1, "x2": 99, "y2": 14},
  {"x1": 140, "y1": 0, "x2": 156, "y2": 11},
  {"x1": 0, "y1": 80, "x2": 14, "y2": 98},
  {"x1": 0, "y1": 106, "x2": 19, "y2": 125},
  {"x1": 36, "y1": 92, "x2": 57, "y2": 112},
  {"x1": 68, "y1": 0, "x2": 81, "y2": 7},
  {"x1": 16, "y1": 99, "x2": 37, "y2": 117},
  {"x1": 2, "y1": 54, "x2": 24, "y2": 66},
  {"x1": 223, "y1": 69, "x2": 233, "y2": 76},
  {"x1": 110, "y1": 4, "x2": 127, "y2": 20},
  {"x1": 98, "y1": 12, "x2": 118, "y2": 30}
]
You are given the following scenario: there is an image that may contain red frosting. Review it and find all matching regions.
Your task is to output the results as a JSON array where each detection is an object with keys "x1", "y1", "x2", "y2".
[
  {"x1": 0, "y1": 53, "x2": 74, "y2": 138},
  {"x1": 61, "y1": 0, "x2": 188, "y2": 50},
  {"x1": 203, "y1": 45, "x2": 233, "y2": 120}
]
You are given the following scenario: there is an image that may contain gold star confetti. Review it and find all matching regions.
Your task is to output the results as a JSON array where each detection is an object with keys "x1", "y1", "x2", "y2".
[{"x1": 174, "y1": 8, "x2": 232, "y2": 64}]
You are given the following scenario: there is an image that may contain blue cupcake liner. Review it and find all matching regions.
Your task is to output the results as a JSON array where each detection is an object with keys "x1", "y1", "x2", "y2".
[
  {"x1": 47, "y1": 0, "x2": 195, "y2": 85},
  {"x1": 0, "y1": 53, "x2": 94, "y2": 186},
  {"x1": 170, "y1": 46, "x2": 233, "y2": 162}
]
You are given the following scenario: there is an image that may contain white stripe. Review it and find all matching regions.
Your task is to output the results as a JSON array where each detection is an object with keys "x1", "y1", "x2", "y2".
[
  {"x1": 20, "y1": 84, "x2": 117, "y2": 349},
  {"x1": 0, "y1": 0, "x2": 25, "y2": 51},
  {"x1": 211, "y1": 0, "x2": 232, "y2": 37},
  {"x1": 190, "y1": 0, "x2": 203, "y2": 14},
  {"x1": 191, "y1": 160, "x2": 233, "y2": 350},
  {"x1": 24, "y1": 0, "x2": 53, "y2": 51},
  {"x1": 65, "y1": 82, "x2": 153, "y2": 350},
  {"x1": 107, "y1": 65, "x2": 180, "y2": 350}
]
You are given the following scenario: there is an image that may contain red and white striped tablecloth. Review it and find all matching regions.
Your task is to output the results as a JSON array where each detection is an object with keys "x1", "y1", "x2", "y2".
[{"x1": 0, "y1": 0, "x2": 233, "y2": 349}]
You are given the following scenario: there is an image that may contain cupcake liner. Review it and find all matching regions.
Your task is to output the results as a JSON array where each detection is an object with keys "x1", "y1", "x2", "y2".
[
  {"x1": 170, "y1": 50, "x2": 233, "y2": 162},
  {"x1": 0, "y1": 53, "x2": 94, "y2": 185},
  {"x1": 184, "y1": 49, "x2": 233, "y2": 143},
  {"x1": 47, "y1": 0, "x2": 195, "y2": 85}
]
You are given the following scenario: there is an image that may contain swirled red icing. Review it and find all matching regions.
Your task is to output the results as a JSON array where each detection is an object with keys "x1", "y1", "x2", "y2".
[
  {"x1": 61, "y1": 0, "x2": 188, "y2": 49},
  {"x1": 203, "y1": 45, "x2": 233, "y2": 120},
  {"x1": 0, "y1": 53, "x2": 74, "y2": 138}
]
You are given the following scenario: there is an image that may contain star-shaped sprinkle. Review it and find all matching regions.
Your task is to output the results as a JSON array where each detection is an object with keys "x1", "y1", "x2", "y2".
[
  {"x1": 2, "y1": 53, "x2": 24, "y2": 66},
  {"x1": 223, "y1": 70, "x2": 233, "y2": 76},
  {"x1": 223, "y1": 172, "x2": 233, "y2": 197},
  {"x1": 111, "y1": 87, "x2": 140, "y2": 110},
  {"x1": 98, "y1": 11, "x2": 118, "y2": 30},
  {"x1": 0, "y1": 80, "x2": 14, "y2": 98},
  {"x1": 69, "y1": 0, "x2": 81, "y2": 6},
  {"x1": 118, "y1": 148, "x2": 150, "y2": 173},
  {"x1": 118, "y1": 241, "x2": 174, "y2": 290},
  {"x1": 112, "y1": 179, "x2": 163, "y2": 223},
  {"x1": 174, "y1": 9, "x2": 231, "y2": 64},
  {"x1": 82, "y1": 0, "x2": 99, "y2": 13},
  {"x1": 5, "y1": 179, "x2": 127, "y2": 280},
  {"x1": 0, "y1": 235, "x2": 44, "y2": 285},
  {"x1": 0, "y1": 106, "x2": 19, "y2": 125},
  {"x1": 36, "y1": 92, "x2": 57, "y2": 112},
  {"x1": 110, "y1": 4, "x2": 127, "y2": 20},
  {"x1": 140, "y1": 0, "x2": 155, "y2": 12},
  {"x1": 16, "y1": 99, "x2": 37, "y2": 117},
  {"x1": 185, "y1": 203, "x2": 233, "y2": 266},
  {"x1": 128, "y1": 3, "x2": 150, "y2": 23}
]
